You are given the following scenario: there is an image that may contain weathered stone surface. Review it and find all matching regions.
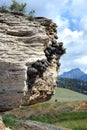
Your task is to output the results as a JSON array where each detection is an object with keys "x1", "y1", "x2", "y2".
[{"x1": 0, "y1": 12, "x2": 65, "y2": 111}]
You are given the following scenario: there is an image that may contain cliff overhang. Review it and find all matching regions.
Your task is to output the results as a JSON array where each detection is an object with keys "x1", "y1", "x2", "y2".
[{"x1": 0, "y1": 12, "x2": 65, "y2": 111}]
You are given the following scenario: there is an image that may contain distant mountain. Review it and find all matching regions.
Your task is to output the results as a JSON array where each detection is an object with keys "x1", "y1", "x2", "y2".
[
  {"x1": 60, "y1": 68, "x2": 87, "y2": 82},
  {"x1": 80, "y1": 74, "x2": 87, "y2": 82}
]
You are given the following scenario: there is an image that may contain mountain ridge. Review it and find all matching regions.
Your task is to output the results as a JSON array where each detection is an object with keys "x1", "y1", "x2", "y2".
[{"x1": 60, "y1": 68, "x2": 87, "y2": 82}]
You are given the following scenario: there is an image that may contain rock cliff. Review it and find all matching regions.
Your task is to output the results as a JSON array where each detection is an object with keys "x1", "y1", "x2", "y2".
[{"x1": 0, "y1": 12, "x2": 65, "y2": 111}]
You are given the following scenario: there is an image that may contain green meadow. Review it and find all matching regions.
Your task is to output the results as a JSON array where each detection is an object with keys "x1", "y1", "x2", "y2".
[
  {"x1": 3, "y1": 88, "x2": 87, "y2": 130},
  {"x1": 50, "y1": 87, "x2": 87, "y2": 102},
  {"x1": 28, "y1": 88, "x2": 87, "y2": 130}
]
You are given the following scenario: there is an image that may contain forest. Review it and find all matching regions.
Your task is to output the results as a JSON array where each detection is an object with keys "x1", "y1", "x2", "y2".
[{"x1": 57, "y1": 77, "x2": 87, "y2": 95}]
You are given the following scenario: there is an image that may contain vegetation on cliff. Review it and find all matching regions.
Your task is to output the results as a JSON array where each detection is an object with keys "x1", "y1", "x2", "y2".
[
  {"x1": 0, "y1": 0, "x2": 35, "y2": 20},
  {"x1": 9, "y1": 0, "x2": 27, "y2": 13}
]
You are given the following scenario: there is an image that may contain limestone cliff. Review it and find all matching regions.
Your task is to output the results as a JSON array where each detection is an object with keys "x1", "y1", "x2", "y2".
[{"x1": 0, "y1": 12, "x2": 65, "y2": 111}]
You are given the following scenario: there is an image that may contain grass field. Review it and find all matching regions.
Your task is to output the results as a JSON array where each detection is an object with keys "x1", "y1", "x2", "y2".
[
  {"x1": 28, "y1": 88, "x2": 87, "y2": 130},
  {"x1": 29, "y1": 111, "x2": 87, "y2": 130},
  {"x1": 50, "y1": 87, "x2": 87, "y2": 102},
  {"x1": 3, "y1": 88, "x2": 87, "y2": 130},
  {"x1": 55, "y1": 119, "x2": 87, "y2": 130}
]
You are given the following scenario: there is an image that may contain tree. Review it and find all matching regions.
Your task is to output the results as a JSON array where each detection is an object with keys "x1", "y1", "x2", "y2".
[
  {"x1": 0, "y1": 5, "x2": 7, "y2": 12},
  {"x1": 0, "y1": 0, "x2": 35, "y2": 19},
  {"x1": 27, "y1": 10, "x2": 35, "y2": 21},
  {"x1": 9, "y1": 0, "x2": 26, "y2": 13}
]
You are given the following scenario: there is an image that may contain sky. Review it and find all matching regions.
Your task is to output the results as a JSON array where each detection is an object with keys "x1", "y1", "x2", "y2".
[{"x1": 0, "y1": 0, "x2": 87, "y2": 74}]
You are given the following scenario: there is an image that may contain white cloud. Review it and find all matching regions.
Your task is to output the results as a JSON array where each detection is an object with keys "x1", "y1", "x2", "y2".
[
  {"x1": 75, "y1": 56, "x2": 87, "y2": 65},
  {"x1": 79, "y1": 15, "x2": 87, "y2": 32},
  {"x1": 85, "y1": 70, "x2": 87, "y2": 74},
  {"x1": 55, "y1": 16, "x2": 69, "y2": 31},
  {"x1": 57, "y1": 15, "x2": 87, "y2": 74},
  {"x1": 69, "y1": 0, "x2": 87, "y2": 18},
  {"x1": 59, "y1": 28, "x2": 83, "y2": 46}
]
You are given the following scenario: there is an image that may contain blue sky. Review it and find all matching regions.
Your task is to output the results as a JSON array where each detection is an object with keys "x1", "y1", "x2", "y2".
[{"x1": 0, "y1": 0, "x2": 87, "y2": 74}]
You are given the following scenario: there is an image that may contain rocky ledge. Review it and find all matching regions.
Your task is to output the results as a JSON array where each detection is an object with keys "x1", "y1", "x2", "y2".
[{"x1": 0, "y1": 12, "x2": 65, "y2": 111}]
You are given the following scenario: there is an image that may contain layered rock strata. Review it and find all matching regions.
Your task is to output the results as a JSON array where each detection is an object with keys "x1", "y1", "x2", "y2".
[{"x1": 0, "y1": 12, "x2": 65, "y2": 111}]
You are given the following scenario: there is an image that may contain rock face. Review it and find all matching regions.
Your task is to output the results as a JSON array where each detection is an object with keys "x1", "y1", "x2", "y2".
[{"x1": 0, "y1": 12, "x2": 65, "y2": 111}]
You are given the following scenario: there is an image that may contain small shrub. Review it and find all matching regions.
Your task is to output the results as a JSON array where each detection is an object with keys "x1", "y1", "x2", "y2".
[
  {"x1": 2, "y1": 114, "x2": 19, "y2": 128},
  {"x1": 27, "y1": 10, "x2": 35, "y2": 21},
  {"x1": 0, "y1": 5, "x2": 7, "y2": 12},
  {"x1": 9, "y1": 0, "x2": 26, "y2": 13}
]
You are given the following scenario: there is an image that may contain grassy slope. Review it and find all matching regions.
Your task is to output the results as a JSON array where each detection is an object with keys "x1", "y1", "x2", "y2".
[
  {"x1": 50, "y1": 87, "x2": 87, "y2": 102},
  {"x1": 55, "y1": 119, "x2": 87, "y2": 130},
  {"x1": 3, "y1": 88, "x2": 87, "y2": 130},
  {"x1": 28, "y1": 88, "x2": 87, "y2": 130}
]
